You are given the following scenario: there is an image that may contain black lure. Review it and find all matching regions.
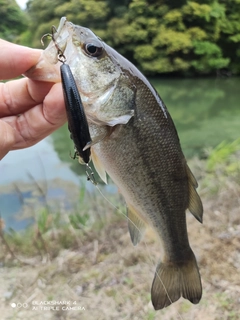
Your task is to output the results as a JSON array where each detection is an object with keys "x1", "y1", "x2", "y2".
[{"x1": 60, "y1": 63, "x2": 92, "y2": 164}]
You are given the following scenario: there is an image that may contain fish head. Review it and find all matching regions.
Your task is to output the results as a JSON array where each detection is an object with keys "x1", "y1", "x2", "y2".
[
  {"x1": 26, "y1": 17, "x2": 136, "y2": 127},
  {"x1": 26, "y1": 17, "x2": 122, "y2": 95}
]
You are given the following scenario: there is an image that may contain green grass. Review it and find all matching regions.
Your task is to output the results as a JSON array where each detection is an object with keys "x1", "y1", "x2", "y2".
[{"x1": 0, "y1": 183, "x2": 124, "y2": 263}]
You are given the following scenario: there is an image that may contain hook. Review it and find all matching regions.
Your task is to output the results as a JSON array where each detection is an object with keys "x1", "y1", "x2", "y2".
[
  {"x1": 86, "y1": 163, "x2": 97, "y2": 185},
  {"x1": 41, "y1": 25, "x2": 66, "y2": 63}
]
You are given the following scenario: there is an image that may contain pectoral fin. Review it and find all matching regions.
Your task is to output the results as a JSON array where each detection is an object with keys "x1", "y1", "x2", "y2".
[
  {"x1": 105, "y1": 111, "x2": 134, "y2": 126},
  {"x1": 186, "y1": 164, "x2": 203, "y2": 223},
  {"x1": 83, "y1": 132, "x2": 107, "y2": 151},
  {"x1": 127, "y1": 205, "x2": 147, "y2": 246}
]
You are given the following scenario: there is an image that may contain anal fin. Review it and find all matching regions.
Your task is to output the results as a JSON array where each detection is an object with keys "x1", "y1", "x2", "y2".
[{"x1": 127, "y1": 205, "x2": 147, "y2": 246}]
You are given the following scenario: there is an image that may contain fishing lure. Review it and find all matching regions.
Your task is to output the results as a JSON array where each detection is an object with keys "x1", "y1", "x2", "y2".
[
  {"x1": 60, "y1": 62, "x2": 92, "y2": 164},
  {"x1": 41, "y1": 28, "x2": 92, "y2": 164},
  {"x1": 41, "y1": 28, "x2": 97, "y2": 183}
]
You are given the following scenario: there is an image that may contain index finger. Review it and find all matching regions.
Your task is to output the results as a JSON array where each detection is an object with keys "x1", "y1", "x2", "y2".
[{"x1": 0, "y1": 39, "x2": 41, "y2": 80}]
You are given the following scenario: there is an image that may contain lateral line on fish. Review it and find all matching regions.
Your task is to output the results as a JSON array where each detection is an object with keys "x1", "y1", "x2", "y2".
[{"x1": 94, "y1": 184, "x2": 184, "y2": 319}]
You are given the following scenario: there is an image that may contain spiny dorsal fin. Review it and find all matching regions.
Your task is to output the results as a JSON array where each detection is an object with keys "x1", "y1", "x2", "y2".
[
  {"x1": 91, "y1": 148, "x2": 107, "y2": 184},
  {"x1": 127, "y1": 205, "x2": 147, "y2": 246},
  {"x1": 186, "y1": 164, "x2": 203, "y2": 223}
]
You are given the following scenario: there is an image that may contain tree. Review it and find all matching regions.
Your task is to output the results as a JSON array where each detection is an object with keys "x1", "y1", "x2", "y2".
[
  {"x1": 24, "y1": 0, "x2": 240, "y2": 76},
  {"x1": 219, "y1": 0, "x2": 240, "y2": 74},
  {"x1": 0, "y1": 0, "x2": 27, "y2": 42},
  {"x1": 106, "y1": 0, "x2": 230, "y2": 75},
  {"x1": 26, "y1": 0, "x2": 111, "y2": 47}
]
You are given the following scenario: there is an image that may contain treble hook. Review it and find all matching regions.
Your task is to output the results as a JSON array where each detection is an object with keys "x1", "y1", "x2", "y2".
[
  {"x1": 41, "y1": 25, "x2": 66, "y2": 63},
  {"x1": 86, "y1": 163, "x2": 98, "y2": 185}
]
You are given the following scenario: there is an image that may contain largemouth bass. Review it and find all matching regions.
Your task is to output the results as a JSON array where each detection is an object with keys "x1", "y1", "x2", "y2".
[{"x1": 26, "y1": 17, "x2": 203, "y2": 310}]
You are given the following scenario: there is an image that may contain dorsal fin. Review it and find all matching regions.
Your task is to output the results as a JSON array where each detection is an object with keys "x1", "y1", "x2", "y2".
[
  {"x1": 186, "y1": 164, "x2": 203, "y2": 223},
  {"x1": 127, "y1": 205, "x2": 147, "y2": 246}
]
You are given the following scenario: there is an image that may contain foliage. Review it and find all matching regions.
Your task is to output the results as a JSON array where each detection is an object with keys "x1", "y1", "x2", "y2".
[
  {"x1": 206, "y1": 138, "x2": 240, "y2": 175},
  {"x1": 16, "y1": 0, "x2": 240, "y2": 75},
  {"x1": 0, "y1": 183, "x2": 101, "y2": 257},
  {"x1": 116, "y1": 0, "x2": 232, "y2": 75},
  {"x1": 0, "y1": 0, "x2": 27, "y2": 42},
  {"x1": 202, "y1": 138, "x2": 240, "y2": 193}
]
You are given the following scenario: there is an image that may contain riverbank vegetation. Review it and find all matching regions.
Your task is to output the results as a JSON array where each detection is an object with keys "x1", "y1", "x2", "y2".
[
  {"x1": 1, "y1": 0, "x2": 240, "y2": 76},
  {"x1": 0, "y1": 140, "x2": 239, "y2": 319}
]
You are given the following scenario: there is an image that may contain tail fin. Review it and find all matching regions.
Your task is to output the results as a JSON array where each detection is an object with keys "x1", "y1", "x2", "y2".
[{"x1": 151, "y1": 251, "x2": 202, "y2": 310}]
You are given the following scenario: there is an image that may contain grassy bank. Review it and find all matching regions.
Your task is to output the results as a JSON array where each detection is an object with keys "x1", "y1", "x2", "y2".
[{"x1": 0, "y1": 140, "x2": 240, "y2": 320}]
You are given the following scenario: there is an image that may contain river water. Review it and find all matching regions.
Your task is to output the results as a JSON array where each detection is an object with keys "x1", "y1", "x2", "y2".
[{"x1": 0, "y1": 77, "x2": 240, "y2": 230}]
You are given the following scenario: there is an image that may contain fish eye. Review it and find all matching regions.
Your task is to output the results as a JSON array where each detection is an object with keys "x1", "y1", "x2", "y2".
[{"x1": 84, "y1": 42, "x2": 103, "y2": 57}]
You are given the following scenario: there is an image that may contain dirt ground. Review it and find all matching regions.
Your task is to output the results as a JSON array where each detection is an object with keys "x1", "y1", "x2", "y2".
[{"x1": 0, "y1": 165, "x2": 239, "y2": 320}]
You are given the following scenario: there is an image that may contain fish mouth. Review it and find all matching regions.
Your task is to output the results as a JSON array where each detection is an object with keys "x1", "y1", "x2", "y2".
[
  {"x1": 42, "y1": 17, "x2": 73, "y2": 65},
  {"x1": 24, "y1": 17, "x2": 72, "y2": 82}
]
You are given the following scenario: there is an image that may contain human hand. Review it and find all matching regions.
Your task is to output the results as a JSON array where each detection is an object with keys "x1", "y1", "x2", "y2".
[{"x1": 0, "y1": 39, "x2": 66, "y2": 160}]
